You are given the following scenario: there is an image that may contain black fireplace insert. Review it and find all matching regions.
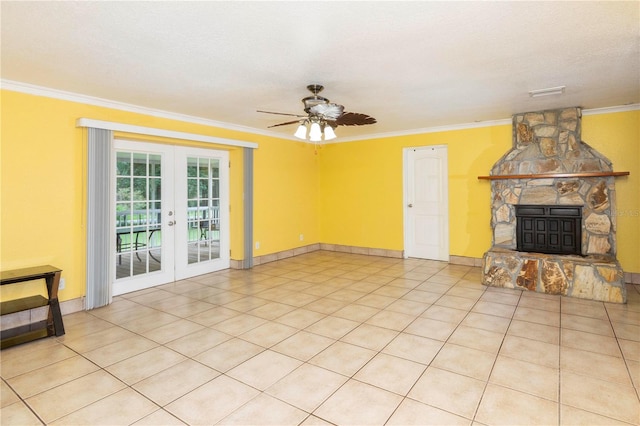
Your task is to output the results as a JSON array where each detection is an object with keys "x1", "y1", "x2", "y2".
[{"x1": 515, "y1": 205, "x2": 582, "y2": 255}]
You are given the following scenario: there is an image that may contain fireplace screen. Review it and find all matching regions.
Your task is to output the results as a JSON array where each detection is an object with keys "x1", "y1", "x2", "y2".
[{"x1": 515, "y1": 205, "x2": 582, "y2": 255}]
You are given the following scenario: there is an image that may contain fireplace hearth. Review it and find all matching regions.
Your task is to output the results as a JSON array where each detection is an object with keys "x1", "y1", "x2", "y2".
[{"x1": 480, "y1": 107, "x2": 627, "y2": 303}]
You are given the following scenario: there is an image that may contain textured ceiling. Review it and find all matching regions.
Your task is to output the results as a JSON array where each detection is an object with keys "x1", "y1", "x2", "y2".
[{"x1": 2, "y1": 1, "x2": 639, "y2": 141}]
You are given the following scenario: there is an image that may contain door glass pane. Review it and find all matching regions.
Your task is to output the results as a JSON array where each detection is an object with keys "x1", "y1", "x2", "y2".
[
  {"x1": 133, "y1": 178, "x2": 147, "y2": 200},
  {"x1": 149, "y1": 154, "x2": 161, "y2": 176},
  {"x1": 149, "y1": 178, "x2": 161, "y2": 200},
  {"x1": 187, "y1": 158, "x2": 198, "y2": 177},
  {"x1": 133, "y1": 153, "x2": 147, "y2": 176},
  {"x1": 117, "y1": 152, "x2": 131, "y2": 175},
  {"x1": 199, "y1": 159, "x2": 209, "y2": 178},
  {"x1": 116, "y1": 178, "x2": 131, "y2": 201},
  {"x1": 187, "y1": 157, "x2": 220, "y2": 264},
  {"x1": 188, "y1": 178, "x2": 198, "y2": 199},
  {"x1": 116, "y1": 151, "x2": 163, "y2": 280},
  {"x1": 211, "y1": 179, "x2": 219, "y2": 198},
  {"x1": 199, "y1": 179, "x2": 209, "y2": 199}
]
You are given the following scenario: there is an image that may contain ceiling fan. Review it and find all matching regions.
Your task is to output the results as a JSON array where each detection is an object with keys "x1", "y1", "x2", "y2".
[{"x1": 258, "y1": 84, "x2": 377, "y2": 141}]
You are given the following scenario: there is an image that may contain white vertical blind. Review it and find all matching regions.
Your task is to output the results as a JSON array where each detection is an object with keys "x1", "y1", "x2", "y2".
[
  {"x1": 86, "y1": 128, "x2": 112, "y2": 309},
  {"x1": 243, "y1": 147, "x2": 254, "y2": 268}
]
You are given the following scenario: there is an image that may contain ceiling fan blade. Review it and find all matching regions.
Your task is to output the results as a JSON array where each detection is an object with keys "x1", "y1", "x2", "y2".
[
  {"x1": 335, "y1": 112, "x2": 377, "y2": 126},
  {"x1": 257, "y1": 110, "x2": 306, "y2": 118},
  {"x1": 267, "y1": 119, "x2": 302, "y2": 128}
]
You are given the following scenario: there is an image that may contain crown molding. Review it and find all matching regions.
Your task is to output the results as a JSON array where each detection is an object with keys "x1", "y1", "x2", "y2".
[
  {"x1": 1, "y1": 79, "x2": 281, "y2": 139},
  {"x1": 3, "y1": 79, "x2": 638, "y2": 144},
  {"x1": 331, "y1": 118, "x2": 513, "y2": 143},
  {"x1": 335, "y1": 103, "x2": 640, "y2": 143},
  {"x1": 581, "y1": 103, "x2": 640, "y2": 116}
]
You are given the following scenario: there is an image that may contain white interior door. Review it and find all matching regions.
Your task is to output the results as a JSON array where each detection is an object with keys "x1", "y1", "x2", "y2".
[
  {"x1": 404, "y1": 146, "x2": 449, "y2": 261},
  {"x1": 112, "y1": 141, "x2": 229, "y2": 295}
]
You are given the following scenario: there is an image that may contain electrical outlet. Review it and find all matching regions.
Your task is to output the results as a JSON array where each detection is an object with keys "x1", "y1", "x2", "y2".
[
  {"x1": 299, "y1": 234, "x2": 304, "y2": 241},
  {"x1": 59, "y1": 278, "x2": 66, "y2": 290},
  {"x1": 255, "y1": 241, "x2": 260, "y2": 250}
]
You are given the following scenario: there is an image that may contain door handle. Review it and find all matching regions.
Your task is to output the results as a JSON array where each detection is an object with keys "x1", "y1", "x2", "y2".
[
  {"x1": 408, "y1": 204, "x2": 413, "y2": 208},
  {"x1": 168, "y1": 221, "x2": 175, "y2": 226}
]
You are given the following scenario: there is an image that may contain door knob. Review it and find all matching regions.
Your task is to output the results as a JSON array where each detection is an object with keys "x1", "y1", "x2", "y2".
[
  {"x1": 168, "y1": 221, "x2": 175, "y2": 226},
  {"x1": 408, "y1": 204, "x2": 413, "y2": 208}
]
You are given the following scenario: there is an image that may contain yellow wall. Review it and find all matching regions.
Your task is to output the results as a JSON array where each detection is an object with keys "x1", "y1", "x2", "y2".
[
  {"x1": 319, "y1": 111, "x2": 640, "y2": 272},
  {"x1": 319, "y1": 125, "x2": 511, "y2": 256},
  {"x1": 253, "y1": 140, "x2": 320, "y2": 255},
  {"x1": 1, "y1": 88, "x2": 638, "y2": 305},
  {"x1": 582, "y1": 111, "x2": 640, "y2": 271},
  {"x1": 0, "y1": 90, "x2": 319, "y2": 302}
]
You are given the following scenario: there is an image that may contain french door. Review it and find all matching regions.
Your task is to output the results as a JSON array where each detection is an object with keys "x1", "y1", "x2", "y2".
[
  {"x1": 404, "y1": 146, "x2": 449, "y2": 261},
  {"x1": 112, "y1": 140, "x2": 229, "y2": 295}
]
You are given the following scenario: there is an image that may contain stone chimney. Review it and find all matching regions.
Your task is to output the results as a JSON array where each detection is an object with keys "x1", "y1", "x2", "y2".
[{"x1": 481, "y1": 107, "x2": 626, "y2": 303}]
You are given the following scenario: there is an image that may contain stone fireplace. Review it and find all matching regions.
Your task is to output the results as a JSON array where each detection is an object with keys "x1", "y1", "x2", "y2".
[{"x1": 481, "y1": 107, "x2": 627, "y2": 303}]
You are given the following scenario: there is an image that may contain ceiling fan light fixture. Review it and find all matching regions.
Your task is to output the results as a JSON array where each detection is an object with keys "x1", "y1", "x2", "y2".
[
  {"x1": 294, "y1": 123, "x2": 307, "y2": 139},
  {"x1": 309, "y1": 122, "x2": 322, "y2": 142},
  {"x1": 323, "y1": 125, "x2": 337, "y2": 141},
  {"x1": 261, "y1": 84, "x2": 376, "y2": 142}
]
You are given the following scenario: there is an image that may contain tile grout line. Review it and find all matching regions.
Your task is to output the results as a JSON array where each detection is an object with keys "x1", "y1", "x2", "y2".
[
  {"x1": 604, "y1": 295, "x2": 640, "y2": 402},
  {"x1": 192, "y1": 257, "x2": 439, "y2": 425},
  {"x1": 558, "y1": 294, "x2": 564, "y2": 426},
  {"x1": 3, "y1": 253, "x2": 638, "y2": 425},
  {"x1": 283, "y1": 259, "x2": 444, "y2": 424},
  {"x1": 1, "y1": 377, "x2": 47, "y2": 425},
  {"x1": 468, "y1": 287, "x2": 524, "y2": 424}
]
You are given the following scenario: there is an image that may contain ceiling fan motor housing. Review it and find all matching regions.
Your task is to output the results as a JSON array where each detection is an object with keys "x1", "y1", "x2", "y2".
[
  {"x1": 307, "y1": 84, "x2": 324, "y2": 95},
  {"x1": 302, "y1": 85, "x2": 329, "y2": 113}
]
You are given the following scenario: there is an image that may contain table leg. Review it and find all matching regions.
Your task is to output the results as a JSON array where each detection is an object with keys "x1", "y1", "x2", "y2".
[
  {"x1": 45, "y1": 271, "x2": 65, "y2": 337},
  {"x1": 148, "y1": 229, "x2": 160, "y2": 262},
  {"x1": 117, "y1": 234, "x2": 122, "y2": 265},
  {"x1": 134, "y1": 231, "x2": 142, "y2": 262}
]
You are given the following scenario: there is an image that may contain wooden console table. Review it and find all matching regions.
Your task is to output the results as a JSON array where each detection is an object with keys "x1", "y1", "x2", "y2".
[{"x1": 0, "y1": 265, "x2": 65, "y2": 349}]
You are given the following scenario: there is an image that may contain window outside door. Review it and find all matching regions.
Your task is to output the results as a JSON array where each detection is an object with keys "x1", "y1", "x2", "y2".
[{"x1": 113, "y1": 141, "x2": 229, "y2": 295}]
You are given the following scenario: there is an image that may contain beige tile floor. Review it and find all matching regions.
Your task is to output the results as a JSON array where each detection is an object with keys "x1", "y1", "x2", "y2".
[{"x1": 1, "y1": 251, "x2": 639, "y2": 425}]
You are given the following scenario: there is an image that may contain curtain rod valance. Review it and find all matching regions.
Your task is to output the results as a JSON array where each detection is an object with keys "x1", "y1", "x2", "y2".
[{"x1": 76, "y1": 118, "x2": 258, "y2": 149}]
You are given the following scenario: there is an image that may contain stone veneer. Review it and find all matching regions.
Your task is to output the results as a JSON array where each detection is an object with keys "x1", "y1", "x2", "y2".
[{"x1": 482, "y1": 107, "x2": 626, "y2": 303}]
